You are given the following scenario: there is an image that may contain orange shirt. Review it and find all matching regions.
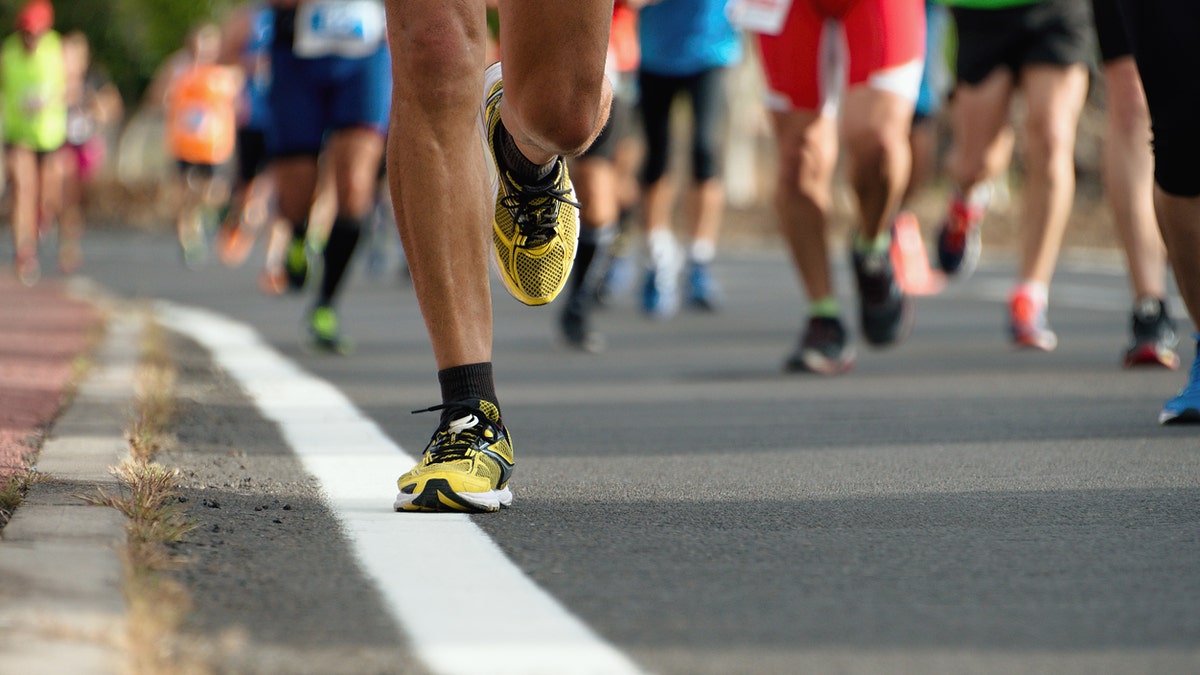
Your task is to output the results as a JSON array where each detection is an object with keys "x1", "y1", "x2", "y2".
[{"x1": 166, "y1": 64, "x2": 239, "y2": 165}]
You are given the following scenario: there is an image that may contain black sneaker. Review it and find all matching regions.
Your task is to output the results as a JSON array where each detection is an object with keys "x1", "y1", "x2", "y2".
[
  {"x1": 851, "y1": 244, "x2": 912, "y2": 348},
  {"x1": 786, "y1": 316, "x2": 856, "y2": 375},
  {"x1": 1124, "y1": 297, "x2": 1180, "y2": 369}
]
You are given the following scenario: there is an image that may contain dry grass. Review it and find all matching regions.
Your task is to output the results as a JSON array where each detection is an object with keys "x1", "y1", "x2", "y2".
[
  {"x1": 81, "y1": 309, "x2": 209, "y2": 675},
  {"x1": 0, "y1": 468, "x2": 47, "y2": 527}
]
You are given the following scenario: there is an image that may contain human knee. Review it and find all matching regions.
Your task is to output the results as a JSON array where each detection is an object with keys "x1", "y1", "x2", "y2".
[
  {"x1": 390, "y1": 18, "x2": 480, "y2": 112},
  {"x1": 1023, "y1": 109, "x2": 1079, "y2": 163},
  {"x1": 506, "y1": 77, "x2": 608, "y2": 156},
  {"x1": 844, "y1": 123, "x2": 906, "y2": 171}
]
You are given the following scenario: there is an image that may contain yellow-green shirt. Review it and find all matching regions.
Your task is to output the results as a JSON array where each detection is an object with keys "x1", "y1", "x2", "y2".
[{"x1": 2, "y1": 30, "x2": 67, "y2": 151}]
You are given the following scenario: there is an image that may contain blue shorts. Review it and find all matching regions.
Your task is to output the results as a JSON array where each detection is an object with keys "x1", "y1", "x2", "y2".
[{"x1": 267, "y1": 42, "x2": 391, "y2": 157}]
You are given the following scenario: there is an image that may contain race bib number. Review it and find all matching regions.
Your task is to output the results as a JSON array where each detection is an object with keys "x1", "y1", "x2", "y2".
[
  {"x1": 294, "y1": 0, "x2": 386, "y2": 58},
  {"x1": 175, "y1": 105, "x2": 213, "y2": 138},
  {"x1": 727, "y1": 0, "x2": 792, "y2": 36}
]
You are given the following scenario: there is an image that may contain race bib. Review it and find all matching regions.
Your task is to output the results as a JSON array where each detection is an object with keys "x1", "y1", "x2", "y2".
[
  {"x1": 726, "y1": 0, "x2": 793, "y2": 36},
  {"x1": 294, "y1": 0, "x2": 386, "y2": 59},
  {"x1": 175, "y1": 105, "x2": 213, "y2": 139}
]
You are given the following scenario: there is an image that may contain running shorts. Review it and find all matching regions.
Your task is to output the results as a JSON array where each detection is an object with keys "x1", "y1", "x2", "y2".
[
  {"x1": 756, "y1": 0, "x2": 926, "y2": 113},
  {"x1": 1091, "y1": 0, "x2": 1130, "y2": 63},
  {"x1": 951, "y1": 0, "x2": 1094, "y2": 86},
  {"x1": 267, "y1": 7, "x2": 391, "y2": 158},
  {"x1": 1116, "y1": 0, "x2": 1200, "y2": 196}
]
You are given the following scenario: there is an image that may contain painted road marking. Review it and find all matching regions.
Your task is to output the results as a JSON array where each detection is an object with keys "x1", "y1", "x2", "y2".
[{"x1": 156, "y1": 302, "x2": 644, "y2": 675}]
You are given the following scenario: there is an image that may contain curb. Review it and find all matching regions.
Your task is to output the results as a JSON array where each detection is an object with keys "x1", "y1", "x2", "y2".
[{"x1": 0, "y1": 288, "x2": 143, "y2": 675}]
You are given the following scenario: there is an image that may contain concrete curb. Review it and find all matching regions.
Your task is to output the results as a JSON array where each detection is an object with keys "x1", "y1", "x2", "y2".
[{"x1": 0, "y1": 298, "x2": 142, "y2": 675}]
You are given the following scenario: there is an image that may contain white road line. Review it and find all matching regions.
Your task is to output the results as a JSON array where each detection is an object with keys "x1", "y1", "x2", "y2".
[{"x1": 156, "y1": 302, "x2": 645, "y2": 675}]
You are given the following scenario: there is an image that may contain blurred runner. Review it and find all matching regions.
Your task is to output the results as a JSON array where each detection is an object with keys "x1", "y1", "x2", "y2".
[
  {"x1": 265, "y1": 0, "x2": 390, "y2": 353},
  {"x1": 739, "y1": 0, "x2": 925, "y2": 374},
  {"x1": 162, "y1": 24, "x2": 242, "y2": 268},
  {"x1": 1, "y1": 0, "x2": 67, "y2": 285},
  {"x1": 1091, "y1": 0, "x2": 1179, "y2": 370},
  {"x1": 59, "y1": 30, "x2": 123, "y2": 274}
]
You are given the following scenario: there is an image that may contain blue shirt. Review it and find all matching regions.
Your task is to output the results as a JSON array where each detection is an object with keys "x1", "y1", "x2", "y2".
[{"x1": 638, "y1": 0, "x2": 742, "y2": 76}]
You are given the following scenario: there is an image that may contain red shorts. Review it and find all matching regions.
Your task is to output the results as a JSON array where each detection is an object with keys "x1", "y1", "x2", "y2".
[{"x1": 757, "y1": 0, "x2": 925, "y2": 112}]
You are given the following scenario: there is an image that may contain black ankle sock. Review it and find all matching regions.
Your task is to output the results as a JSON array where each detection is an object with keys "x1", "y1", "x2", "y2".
[
  {"x1": 318, "y1": 216, "x2": 364, "y2": 306},
  {"x1": 495, "y1": 122, "x2": 554, "y2": 184},
  {"x1": 438, "y1": 362, "x2": 498, "y2": 409}
]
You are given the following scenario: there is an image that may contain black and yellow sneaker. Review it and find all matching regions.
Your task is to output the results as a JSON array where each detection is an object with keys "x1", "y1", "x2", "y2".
[
  {"x1": 480, "y1": 62, "x2": 581, "y2": 306},
  {"x1": 308, "y1": 306, "x2": 352, "y2": 355},
  {"x1": 394, "y1": 399, "x2": 514, "y2": 513}
]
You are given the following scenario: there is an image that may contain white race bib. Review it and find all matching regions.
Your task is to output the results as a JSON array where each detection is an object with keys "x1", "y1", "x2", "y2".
[
  {"x1": 726, "y1": 0, "x2": 793, "y2": 36},
  {"x1": 293, "y1": 0, "x2": 386, "y2": 59}
]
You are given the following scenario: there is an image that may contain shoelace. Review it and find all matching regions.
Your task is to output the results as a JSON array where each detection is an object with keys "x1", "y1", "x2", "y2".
[
  {"x1": 498, "y1": 165, "x2": 582, "y2": 249},
  {"x1": 411, "y1": 401, "x2": 495, "y2": 464}
]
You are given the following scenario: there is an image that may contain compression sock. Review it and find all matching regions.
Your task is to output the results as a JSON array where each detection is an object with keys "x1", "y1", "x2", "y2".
[{"x1": 317, "y1": 215, "x2": 365, "y2": 307}]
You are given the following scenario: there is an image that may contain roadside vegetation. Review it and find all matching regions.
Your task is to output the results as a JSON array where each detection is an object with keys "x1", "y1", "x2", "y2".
[{"x1": 81, "y1": 311, "x2": 206, "y2": 675}]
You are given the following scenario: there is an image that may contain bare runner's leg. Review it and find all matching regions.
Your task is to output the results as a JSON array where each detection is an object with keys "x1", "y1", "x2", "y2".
[{"x1": 386, "y1": 0, "x2": 612, "y2": 512}]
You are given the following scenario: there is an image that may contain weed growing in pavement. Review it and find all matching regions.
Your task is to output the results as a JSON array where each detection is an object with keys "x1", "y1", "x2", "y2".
[
  {"x1": 80, "y1": 310, "x2": 204, "y2": 675},
  {"x1": 0, "y1": 468, "x2": 46, "y2": 527}
]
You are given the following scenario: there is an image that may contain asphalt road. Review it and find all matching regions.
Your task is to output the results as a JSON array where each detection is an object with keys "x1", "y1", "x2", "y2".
[{"x1": 57, "y1": 227, "x2": 1200, "y2": 674}]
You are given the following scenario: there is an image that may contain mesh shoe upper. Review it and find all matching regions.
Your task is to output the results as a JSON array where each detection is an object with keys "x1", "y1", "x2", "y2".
[
  {"x1": 482, "y1": 63, "x2": 581, "y2": 306},
  {"x1": 394, "y1": 399, "x2": 515, "y2": 512}
]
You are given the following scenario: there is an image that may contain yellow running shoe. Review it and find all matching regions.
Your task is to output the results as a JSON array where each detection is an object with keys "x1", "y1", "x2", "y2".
[
  {"x1": 394, "y1": 399, "x2": 514, "y2": 513},
  {"x1": 480, "y1": 62, "x2": 581, "y2": 306}
]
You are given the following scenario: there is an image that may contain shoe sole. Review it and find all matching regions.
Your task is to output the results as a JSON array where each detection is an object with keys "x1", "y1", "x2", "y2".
[
  {"x1": 1012, "y1": 332, "x2": 1058, "y2": 352},
  {"x1": 479, "y1": 62, "x2": 579, "y2": 306},
  {"x1": 1124, "y1": 343, "x2": 1181, "y2": 370},
  {"x1": 787, "y1": 347, "x2": 857, "y2": 376},
  {"x1": 1159, "y1": 408, "x2": 1200, "y2": 425},
  {"x1": 394, "y1": 478, "x2": 513, "y2": 513}
]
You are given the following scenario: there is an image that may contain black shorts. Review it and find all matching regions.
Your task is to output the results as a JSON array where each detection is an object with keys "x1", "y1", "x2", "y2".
[
  {"x1": 952, "y1": 0, "x2": 1094, "y2": 85},
  {"x1": 176, "y1": 160, "x2": 220, "y2": 180},
  {"x1": 1091, "y1": 0, "x2": 1130, "y2": 62},
  {"x1": 1117, "y1": 0, "x2": 1200, "y2": 196},
  {"x1": 236, "y1": 128, "x2": 269, "y2": 184}
]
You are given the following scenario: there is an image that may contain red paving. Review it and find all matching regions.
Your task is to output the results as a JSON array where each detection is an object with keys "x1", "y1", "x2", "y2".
[{"x1": 0, "y1": 275, "x2": 102, "y2": 479}]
